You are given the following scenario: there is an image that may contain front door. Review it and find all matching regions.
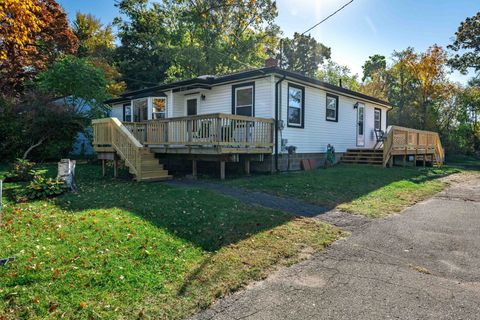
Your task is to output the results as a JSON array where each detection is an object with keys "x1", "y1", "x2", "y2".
[
  {"x1": 186, "y1": 98, "x2": 198, "y2": 116},
  {"x1": 356, "y1": 103, "x2": 365, "y2": 147}
]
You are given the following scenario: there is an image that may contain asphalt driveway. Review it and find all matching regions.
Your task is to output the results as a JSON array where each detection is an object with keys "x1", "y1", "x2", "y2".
[{"x1": 192, "y1": 173, "x2": 480, "y2": 320}]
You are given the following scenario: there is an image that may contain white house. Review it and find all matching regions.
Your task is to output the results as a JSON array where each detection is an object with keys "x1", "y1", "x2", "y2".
[{"x1": 93, "y1": 61, "x2": 442, "y2": 180}]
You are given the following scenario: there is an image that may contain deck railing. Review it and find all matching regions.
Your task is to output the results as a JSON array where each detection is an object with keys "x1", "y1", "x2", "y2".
[
  {"x1": 92, "y1": 118, "x2": 144, "y2": 178},
  {"x1": 123, "y1": 113, "x2": 274, "y2": 150},
  {"x1": 383, "y1": 125, "x2": 444, "y2": 167}
]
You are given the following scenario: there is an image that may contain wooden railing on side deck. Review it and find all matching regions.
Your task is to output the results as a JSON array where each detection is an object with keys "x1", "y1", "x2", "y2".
[
  {"x1": 382, "y1": 125, "x2": 444, "y2": 167},
  {"x1": 123, "y1": 113, "x2": 274, "y2": 150},
  {"x1": 92, "y1": 118, "x2": 144, "y2": 178}
]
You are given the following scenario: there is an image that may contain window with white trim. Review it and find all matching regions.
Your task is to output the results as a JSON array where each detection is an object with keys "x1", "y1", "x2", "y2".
[
  {"x1": 152, "y1": 97, "x2": 166, "y2": 119},
  {"x1": 133, "y1": 98, "x2": 148, "y2": 121},
  {"x1": 123, "y1": 103, "x2": 132, "y2": 122},
  {"x1": 326, "y1": 94, "x2": 338, "y2": 122},
  {"x1": 287, "y1": 84, "x2": 304, "y2": 127},
  {"x1": 374, "y1": 108, "x2": 381, "y2": 130}
]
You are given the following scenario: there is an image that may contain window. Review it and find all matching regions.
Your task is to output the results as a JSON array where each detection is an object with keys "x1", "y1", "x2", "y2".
[
  {"x1": 374, "y1": 108, "x2": 381, "y2": 130},
  {"x1": 232, "y1": 82, "x2": 254, "y2": 116},
  {"x1": 123, "y1": 103, "x2": 132, "y2": 122},
  {"x1": 186, "y1": 98, "x2": 197, "y2": 116},
  {"x1": 326, "y1": 94, "x2": 338, "y2": 122},
  {"x1": 287, "y1": 84, "x2": 304, "y2": 128},
  {"x1": 133, "y1": 98, "x2": 148, "y2": 121},
  {"x1": 152, "y1": 97, "x2": 166, "y2": 119}
]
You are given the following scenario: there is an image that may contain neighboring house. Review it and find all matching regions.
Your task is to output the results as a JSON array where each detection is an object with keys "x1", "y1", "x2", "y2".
[
  {"x1": 93, "y1": 59, "x2": 443, "y2": 180},
  {"x1": 53, "y1": 96, "x2": 94, "y2": 157}
]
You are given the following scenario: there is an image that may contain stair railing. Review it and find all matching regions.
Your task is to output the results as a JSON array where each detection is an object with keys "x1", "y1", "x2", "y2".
[
  {"x1": 382, "y1": 125, "x2": 444, "y2": 167},
  {"x1": 92, "y1": 118, "x2": 144, "y2": 179}
]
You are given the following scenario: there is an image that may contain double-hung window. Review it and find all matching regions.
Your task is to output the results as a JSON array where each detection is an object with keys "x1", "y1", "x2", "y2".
[
  {"x1": 287, "y1": 84, "x2": 304, "y2": 128},
  {"x1": 326, "y1": 94, "x2": 338, "y2": 122},
  {"x1": 232, "y1": 83, "x2": 254, "y2": 116},
  {"x1": 374, "y1": 108, "x2": 381, "y2": 130}
]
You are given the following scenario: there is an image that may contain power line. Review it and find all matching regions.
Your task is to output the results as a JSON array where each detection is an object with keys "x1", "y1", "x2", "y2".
[{"x1": 301, "y1": 0, "x2": 354, "y2": 35}]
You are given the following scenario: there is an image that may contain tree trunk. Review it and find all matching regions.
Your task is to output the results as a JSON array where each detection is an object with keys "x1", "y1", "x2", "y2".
[
  {"x1": 22, "y1": 137, "x2": 46, "y2": 159},
  {"x1": 57, "y1": 159, "x2": 77, "y2": 192}
]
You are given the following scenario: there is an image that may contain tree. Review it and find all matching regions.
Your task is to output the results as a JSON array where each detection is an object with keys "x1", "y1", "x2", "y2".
[
  {"x1": 72, "y1": 12, "x2": 115, "y2": 58},
  {"x1": 456, "y1": 82, "x2": 480, "y2": 153},
  {"x1": 0, "y1": 0, "x2": 78, "y2": 95},
  {"x1": 411, "y1": 45, "x2": 450, "y2": 130},
  {"x1": 361, "y1": 54, "x2": 386, "y2": 82},
  {"x1": 383, "y1": 48, "x2": 419, "y2": 127},
  {"x1": 277, "y1": 32, "x2": 331, "y2": 77},
  {"x1": 36, "y1": 55, "x2": 110, "y2": 118},
  {"x1": 0, "y1": 91, "x2": 84, "y2": 160},
  {"x1": 316, "y1": 60, "x2": 361, "y2": 91},
  {"x1": 72, "y1": 13, "x2": 126, "y2": 96},
  {"x1": 448, "y1": 12, "x2": 480, "y2": 78},
  {"x1": 114, "y1": 0, "x2": 279, "y2": 89}
]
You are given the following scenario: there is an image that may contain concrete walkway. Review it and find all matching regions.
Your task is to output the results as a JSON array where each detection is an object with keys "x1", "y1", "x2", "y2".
[
  {"x1": 166, "y1": 180, "x2": 329, "y2": 217},
  {"x1": 191, "y1": 173, "x2": 480, "y2": 320}
]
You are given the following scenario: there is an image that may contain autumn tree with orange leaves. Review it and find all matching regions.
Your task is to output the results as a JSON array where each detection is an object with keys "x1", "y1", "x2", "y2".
[{"x1": 0, "y1": 0, "x2": 78, "y2": 96}]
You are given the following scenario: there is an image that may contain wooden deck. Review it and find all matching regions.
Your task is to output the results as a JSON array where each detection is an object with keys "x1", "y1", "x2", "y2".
[
  {"x1": 92, "y1": 113, "x2": 274, "y2": 180},
  {"x1": 340, "y1": 126, "x2": 444, "y2": 167},
  {"x1": 382, "y1": 125, "x2": 444, "y2": 167}
]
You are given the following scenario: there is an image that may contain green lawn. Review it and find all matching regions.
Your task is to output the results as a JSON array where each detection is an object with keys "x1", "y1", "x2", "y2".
[
  {"x1": 228, "y1": 165, "x2": 462, "y2": 218},
  {"x1": 446, "y1": 154, "x2": 480, "y2": 167},
  {"x1": 0, "y1": 164, "x2": 341, "y2": 319}
]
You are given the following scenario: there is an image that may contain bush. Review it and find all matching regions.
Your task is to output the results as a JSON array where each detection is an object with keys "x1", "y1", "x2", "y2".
[
  {"x1": 4, "y1": 159, "x2": 36, "y2": 182},
  {"x1": 14, "y1": 171, "x2": 67, "y2": 202}
]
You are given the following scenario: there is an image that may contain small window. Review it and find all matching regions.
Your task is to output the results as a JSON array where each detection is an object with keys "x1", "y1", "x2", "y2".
[
  {"x1": 374, "y1": 108, "x2": 381, "y2": 130},
  {"x1": 233, "y1": 84, "x2": 254, "y2": 116},
  {"x1": 186, "y1": 98, "x2": 197, "y2": 116},
  {"x1": 123, "y1": 103, "x2": 132, "y2": 122},
  {"x1": 287, "y1": 84, "x2": 304, "y2": 128},
  {"x1": 326, "y1": 94, "x2": 338, "y2": 122},
  {"x1": 152, "y1": 97, "x2": 166, "y2": 119}
]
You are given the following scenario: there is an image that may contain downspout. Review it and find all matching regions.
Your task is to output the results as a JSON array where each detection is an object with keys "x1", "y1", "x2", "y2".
[{"x1": 275, "y1": 74, "x2": 286, "y2": 172}]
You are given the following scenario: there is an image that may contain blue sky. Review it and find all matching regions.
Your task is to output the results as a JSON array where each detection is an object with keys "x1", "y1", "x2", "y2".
[{"x1": 58, "y1": 0, "x2": 478, "y2": 84}]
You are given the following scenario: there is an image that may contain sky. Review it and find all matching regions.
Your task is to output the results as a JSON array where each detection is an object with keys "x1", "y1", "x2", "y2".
[{"x1": 58, "y1": 0, "x2": 479, "y2": 84}]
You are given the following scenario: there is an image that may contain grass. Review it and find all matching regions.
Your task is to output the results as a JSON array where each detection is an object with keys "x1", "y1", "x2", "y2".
[
  {"x1": 228, "y1": 165, "x2": 462, "y2": 218},
  {"x1": 446, "y1": 154, "x2": 480, "y2": 167},
  {"x1": 0, "y1": 164, "x2": 342, "y2": 319}
]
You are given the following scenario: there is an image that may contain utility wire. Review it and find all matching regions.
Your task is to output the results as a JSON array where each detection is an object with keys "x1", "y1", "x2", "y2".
[{"x1": 301, "y1": 0, "x2": 354, "y2": 35}]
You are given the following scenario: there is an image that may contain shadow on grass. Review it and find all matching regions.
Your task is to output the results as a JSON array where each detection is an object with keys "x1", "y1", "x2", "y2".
[
  {"x1": 53, "y1": 164, "x2": 294, "y2": 252},
  {"x1": 227, "y1": 164, "x2": 462, "y2": 209}
]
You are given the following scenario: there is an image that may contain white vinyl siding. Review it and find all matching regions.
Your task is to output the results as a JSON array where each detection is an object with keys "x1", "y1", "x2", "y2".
[
  {"x1": 171, "y1": 77, "x2": 273, "y2": 118},
  {"x1": 279, "y1": 79, "x2": 389, "y2": 153},
  {"x1": 110, "y1": 104, "x2": 124, "y2": 120}
]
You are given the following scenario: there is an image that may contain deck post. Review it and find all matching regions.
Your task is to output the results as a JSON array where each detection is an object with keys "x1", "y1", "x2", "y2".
[
  {"x1": 244, "y1": 159, "x2": 251, "y2": 175},
  {"x1": 220, "y1": 161, "x2": 226, "y2": 180},
  {"x1": 403, "y1": 154, "x2": 406, "y2": 167},
  {"x1": 423, "y1": 150, "x2": 426, "y2": 167},
  {"x1": 113, "y1": 158, "x2": 118, "y2": 178},
  {"x1": 192, "y1": 160, "x2": 197, "y2": 179},
  {"x1": 102, "y1": 159, "x2": 106, "y2": 177}
]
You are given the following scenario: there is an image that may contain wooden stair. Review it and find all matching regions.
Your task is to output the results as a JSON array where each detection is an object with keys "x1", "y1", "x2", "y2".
[
  {"x1": 92, "y1": 118, "x2": 171, "y2": 182},
  {"x1": 340, "y1": 148, "x2": 383, "y2": 165},
  {"x1": 132, "y1": 149, "x2": 172, "y2": 182}
]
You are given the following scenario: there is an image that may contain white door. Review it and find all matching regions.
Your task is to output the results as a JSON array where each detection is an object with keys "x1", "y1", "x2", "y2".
[{"x1": 357, "y1": 103, "x2": 365, "y2": 147}]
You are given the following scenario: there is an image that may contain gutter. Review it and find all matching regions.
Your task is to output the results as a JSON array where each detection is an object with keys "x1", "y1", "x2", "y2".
[{"x1": 274, "y1": 75, "x2": 286, "y2": 172}]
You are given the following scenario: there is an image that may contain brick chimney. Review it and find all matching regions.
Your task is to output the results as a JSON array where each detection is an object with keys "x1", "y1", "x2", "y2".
[{"x1": 264, "y1": 57, "x2": 278, "y2": 68}]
